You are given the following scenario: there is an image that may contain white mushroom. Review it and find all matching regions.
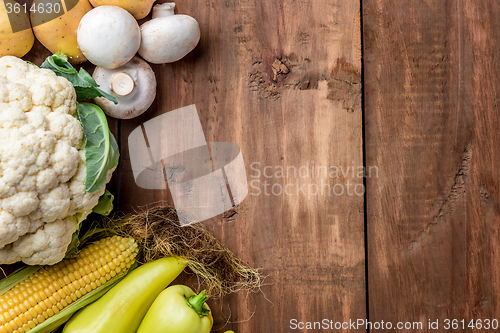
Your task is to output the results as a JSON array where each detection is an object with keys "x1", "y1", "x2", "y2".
[
  {"x1": 138, "y1": 3, "x2": 201, "y2": 64},
  {"x1": 77, "y1": 6, "x2": 141, "y2": 69},
  {"x1": 93, "y1": 56, "x2": 157, "y2": 119}
]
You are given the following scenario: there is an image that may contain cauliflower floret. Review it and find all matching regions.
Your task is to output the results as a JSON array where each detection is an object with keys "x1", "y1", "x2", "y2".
[
  {"x1": 33, "y1": 184, "x2": 71, "y2": 223},
  {"x1": 36, "y1": 168, "x2": 59, "y2": 193},
  {"x1": 0, "y1": 211, "x2": 29, "y2": 248},
  {"x1": 8, "y1": 83, "x2": 32, "y2": 111},
  {"x1": 50, "y1": 141, "x2": 80, "y2": 183},
  {"x1": 47, "y1": 112, "x2": 83, "y2": 147},
  {"x1": 0, "y1": 107, "x2": 27, "y2": 129},
  {"x1": 1, "y1": 191, "x2": 39, "y2": 216},
  {"x1": 0, "y1": 79, "x2": 10, "y2": 103},
  {"x1": 0, "y1": 56, "x2": 113, "y2": 265},
  {"x1": 0, "y1": 217, "x2": 77, "y2": 265},
  {"x1": 0, "y1": 178, "x2": 14, "y2": 198},
  {"x1": 67, "y1": 157, "x2": 114, "y2": 216},
  {"x1": 26, "y1": 111, "x2": 49, "y2": 130}
]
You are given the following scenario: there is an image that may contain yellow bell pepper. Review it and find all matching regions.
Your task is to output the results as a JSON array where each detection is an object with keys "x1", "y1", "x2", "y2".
[{"x1": 137, "y1": 285, "x2": 214, "y2": 333}]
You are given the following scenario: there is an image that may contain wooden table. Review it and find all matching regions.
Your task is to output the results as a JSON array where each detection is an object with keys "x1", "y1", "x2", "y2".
[{"x1": 2, "y1": 0, "x2": 500, "y2": 332}]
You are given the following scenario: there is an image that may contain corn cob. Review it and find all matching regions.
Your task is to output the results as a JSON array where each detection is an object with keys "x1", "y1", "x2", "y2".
[{"x1": 0, "y1": 236, "x2": 138, "y2": 333}]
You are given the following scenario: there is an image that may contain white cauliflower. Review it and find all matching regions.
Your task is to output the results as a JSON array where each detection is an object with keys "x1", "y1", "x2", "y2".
[{"x1": 0, "y1": 56, "x2": 113, "y2": 265}]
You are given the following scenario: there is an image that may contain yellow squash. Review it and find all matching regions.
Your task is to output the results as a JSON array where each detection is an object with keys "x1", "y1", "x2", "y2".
[
  {"x1": 31, "y1": 0, "x2": 92, "y2": 64},
  {"x1": 89, "y1": 0, "x2": 156, "y2": 20},
  {"x1": 0, "y1": 0, "x2": 34, "y2": 57},
  {"x1": 63, "y1": 257, "x2": 187, "y2": 333}
]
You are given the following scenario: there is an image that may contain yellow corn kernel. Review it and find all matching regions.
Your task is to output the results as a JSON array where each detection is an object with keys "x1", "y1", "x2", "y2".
[{"x1": 0, "y1": 236, "x2": 138, "y2": 333}]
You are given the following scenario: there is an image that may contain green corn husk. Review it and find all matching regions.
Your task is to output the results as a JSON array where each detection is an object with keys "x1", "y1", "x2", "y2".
[{"x1": 0, "y1": 266, "x2": 41, "y2": 295}]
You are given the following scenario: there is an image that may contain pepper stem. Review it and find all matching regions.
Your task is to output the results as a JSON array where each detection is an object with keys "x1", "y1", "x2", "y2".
[{"x1": 185, "y1": 290, "x2": 210, "y2": 318}]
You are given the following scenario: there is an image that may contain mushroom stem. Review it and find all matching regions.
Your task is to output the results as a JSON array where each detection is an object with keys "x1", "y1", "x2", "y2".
[
  {"x1": 152, "y1": 3, "x2": 176, "y2": 19},
  {"x1": 111, "y1": 72, "x2": 135, "y2": 96}
]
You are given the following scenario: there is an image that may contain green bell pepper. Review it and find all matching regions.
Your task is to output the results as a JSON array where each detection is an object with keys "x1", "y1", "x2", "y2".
[{"x1": 137, "y1": 285, "x2": 214, "y2": 333}]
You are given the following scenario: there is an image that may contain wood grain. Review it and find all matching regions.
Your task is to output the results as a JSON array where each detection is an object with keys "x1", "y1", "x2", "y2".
[
  {"x1": 118, "y1": 0, "x2": 365, "y2": 331},
  {"x1": 364, "y1": 0, "x2": 500, "y2": 329}
]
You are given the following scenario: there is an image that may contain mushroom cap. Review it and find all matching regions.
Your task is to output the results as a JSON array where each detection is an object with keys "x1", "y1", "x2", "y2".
[
  {"x1": 138, "y1": 14, "x2": 200, "y2": 64},
  {"x1": 78, "y1": 6, "x2": 141, "y2": 69},
  {"x1": 93, "y1": 56, "x2": 157, "y2": 119}
]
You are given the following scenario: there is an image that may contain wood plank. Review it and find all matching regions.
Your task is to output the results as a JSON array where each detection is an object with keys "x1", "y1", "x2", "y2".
[
  {"x1": 119, "y1": 0, "x2": 365, "y2": 331},
  {"x1": 364, "y1": 0, "x2": 500, "y2": 328}
]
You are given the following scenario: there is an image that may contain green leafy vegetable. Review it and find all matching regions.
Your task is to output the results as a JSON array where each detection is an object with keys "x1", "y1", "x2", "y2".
[
  {"x1": 77, "y1": 102, "x2": 120, "y2": 193},
  {"x1": 40, "y1": 53, "x2": 117, "y2": 104},
  {"x1": 41, "y1": 54, "x2": 119, "y2": 193},
  {"x1": 64, "y1": 212, "x2": 92, "y2": 258},
  {"x1": 65, "y1": 192, "x2": 114, "y2": 259},
  {"x1": 93, "y1": 190, "x2": 115, "y2": 216},
  {"x1": 65, "y1": 227, "x2": 81, "y2": 259}
]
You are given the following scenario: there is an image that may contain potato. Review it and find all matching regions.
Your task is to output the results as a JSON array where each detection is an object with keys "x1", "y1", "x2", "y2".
[
  {"x1": 89, "y1": 0, "x2": 156, "y2": 20},
  {"x1": 31, "y1": 0, "x2": 92, "y2": 64},
  {"x1": 0, "y1": 0, "x2": 35, "y2": 57}
]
